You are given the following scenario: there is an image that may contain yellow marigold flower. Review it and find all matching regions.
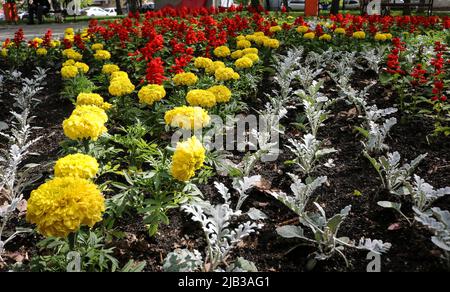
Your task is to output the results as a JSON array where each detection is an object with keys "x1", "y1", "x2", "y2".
[
  {"x1": 254, "y1": 32, "x2": 265, "y2": 37},
  {"x1": 263, "y1": 38, "x2": 280, "y2": 49},
  {"x1": 242, "y1": 48, "x2": 258, "y2": 55},
  {"x1": 171, "y1": 136, "x2": 206, "y2": 182},
  {"x1": 138, "y1": 84, "x2": 166, "y2": 106},
  {"x1": 51, "y1": 40, "x2": 60, "y2": 47},
  {"x1": 62, "y1": 48, "x2": 82, "y2": 61},
  {"x1": 173, "y1": 72, "x2": 198, "y2": 86},
  {"x1": 205, "y1": 61, "x2": 225, "y2": 75},
  {"x1": 74, "y1": 62, "x2": 89, "y2": 74},
  {"x1": 102, "y1": 64, "x2": 120, "y2": 75},
  {"x1": 91, "y1": 43, "x2": 104, "y2": 51},
  {"x1": 235, "y1": 57, "x2": 254, "y2": 69},
  {"x1": 76, "y1": 93, "x2": 111, "y2": 110},
  {"x1": 236, "y1": 35, "x2": 246, "y2": 41},
  {"x1": 303, "y1": 32, "x2": 315, "y2": 39},
  {"x1": 63, "y1": 59, "x2": 75, "y2": 67},
  {"x1": 94, "y1": 50, "x2": 111, "y2": 60},
  {"x1": 270, "y1": 26, "x2": 282, "y2": 33},
  {"x1": 63, "y1": 106, "x2": 108, "y2": 141},
  {"x1": 384, "y1": 33, "x2": 393, "y2": 40},
  {"x1": 36, "y1": 48, "x2": 48, "y2": 56},
  {"x1": 194, "y1": 57, "x2": 214, "y2": 69},
  {"x1": 255, "y1": 35, "x2": 270, "y2": 46},
  {"x1": 61, "y1": 65, "x2": 79, "y2": 79},
  {"x1": 352, "y1": 31, "x2": 366, "y2": 39},
  {"x1": 215, "y1": 67, "x2": 239, "y2": 81},
  {"x1": 33, "y1": 37, "x2": 43, "y2": 45},
  {"x1": 110, "y1": 71, "x2": 128, "y2": 80},
  {"x1": 26, "y1": 177, "x2": 105, "y2": 238},
  {"x1": 1, "y1": 48, "x2": 7, "y2": 58},
  {"x1": 65, "y1": 28, "x2": 74, "y2": 35},
  {"x1": 244, "y1": 53, "x2": 259, "y2": 62},
  {"x1": 319, "y1": 34, "x2": 332, "y2": 41},
  {"x1": 237, "y1": 39, "x2": 252, "y2": 49},
  {"x1": 297, "y1": 25, "x2": 309, "y2": 33},
  {"x1": 54, "y1": 153, "x2": 99, "y2": 179},
  {"x1": 186, "y1": 89, "x2": 217, "y2": 108},
  {"x1": 231, "y1": 50, "x2": 244, "y2": 59},
  {"x1": 245, "y1": 34, "x2": 257, "y2": 42},
  {"x1": 213, "y1": 46, "x2": 231, "y2": 58},
  {"x1": 207, "y1": 85, "x2": 232, "y2": 103},
  {"x1": 164, "y1": 106, "x2": 210, "y2": 130},
  {"x1": 334, "y1": 27, "x2": 346, "y2": 34},
  {"x1": 374, "y1": 33, "x2": 387, "y2": 41},
  {"x1": 108, "y1": 77, "x2": 135, "y2": 97}
]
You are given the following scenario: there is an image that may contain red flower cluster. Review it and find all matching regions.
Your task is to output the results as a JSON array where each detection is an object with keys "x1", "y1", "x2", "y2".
[
  {"x1": 386, "y1": 38, "x2": 406, "y2": 75},
  {"x1": 431, "y1": 42, "x2": 447, "y2": 102}
]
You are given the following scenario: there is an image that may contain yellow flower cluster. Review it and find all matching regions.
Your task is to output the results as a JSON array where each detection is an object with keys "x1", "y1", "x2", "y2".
[
  {"x1": 63, "y1": 48, "x2": 82, "y2": 61},
  {"x1": 186, "y1": 89, "x2": 217, "y2": 108},
  {"x1": 33, "y1": 37, "x2": 43, "y2": 46},
  {"x1": 171, "y1": 136, "x2": 206, "y2": 182},
  {"x1": 235, "y1": 57, "x2": 253, "y2": 69},
  {"x1": 91, "y1": 43, "x2": 104, "y2": 51},
  {"x1": 334, "y1": 28, "x2": 346, "y2": 34},
  {"x1": 244, "y1": 53, "x2": 259, "y2": 62},
  {"x1": 108, "y1": 71, "x2": 135, "y2": 96},
  {"x1": 205, "y1": 61, "x2": 225, "y2": 75},
  {"x1": 297, "y1": 25, "x2": 309, "y2": 33},
  {"x1": 164, "y1": 106, "x2": 210, "y2": 130},
  {"x1": 237, "y1": 39, "x2": 252, "y2": 49},
  {"x1": 36, "y1": 48, "x2": 48, "y2": 56},
  {"x1": 270, "y1": 26, "x2": 282, "y2": 33},
  {"x1": 213, "y1": 46, "x2": 231, "y2": 58},
  {"x1": 319, "y1": 34, "x2": 332, "y2": 41},
  {"x1": 263, "y1": 38, "x2": 280, "y2": 49},
  {"x1": 173, "y1": 72, "x2": 198, "y2": 86},
  {"x1": 353, "y1": 31, "x2": 366, "y2": 39},
  {"x1": 76, "y1": 93, "x2": 111, "y2": 110},
  {"x1": 138, "y1": 84, "x2": 166, "y2": 106},
  {"x1": 207, "y1": 85, "x2": 232, "y2": 103},
  {"x1": 75, "y1": 62, "x2": 89, "y2": 74},
  {"x1": 102, "y1": 64, "x2": 120, "y2": 75},
  {"x1": 26, "y1": 176, "x2": 105, "y2": 238},
  {"x1": 63, "y1": 105, "x2": 108, "y2": 141},
  {"x1": 63, "y1": 59, "x2": 75, "y2": 67},
  {"x1": 94, "y1": 50, "x2": 111, "y2": 60},
  {"x1": 215, "y1": 67, "x2": 240, "y2": 81},
  {"x1": 374, "y1": 33, "x2": 392, "y2": 41},
  {"x1": 303, "y1": 32, "x2": 315, "y2": 39},
  {"x1": 54, "y1": 153, "x2": 99, "y2": 179},
  {"x1": 231, "y1": 50, "x2": 244, "y2": 59},
  {"x1": 194, "y1": 57, "x2": 214, "y2": 69},
  {"x1": 61, "y1": 65, "x2": 79, "y2": 79},
  {"x1": 1, "y1": 48, "x2": 7, "y2": 58}
]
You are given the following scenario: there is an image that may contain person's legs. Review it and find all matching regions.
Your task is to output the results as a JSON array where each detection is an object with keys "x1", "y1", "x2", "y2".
[
  {"x1": 28, "y1": 4, "x2": 37, "y2": 24},
  {"x1": 37, "y1": 5, "x2": 44, "y2": 23}
]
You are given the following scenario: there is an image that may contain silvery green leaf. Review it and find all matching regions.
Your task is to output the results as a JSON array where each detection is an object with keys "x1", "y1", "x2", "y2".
[
  {"x1": 377, "y1": 201, "x2": 402, "y2": 211},
  {"x1": 229, "y1": 257, "x2": 258, "y2": 272},
  {"x1": 0, "y1": 121, "x2": 8, "y2": 131},
  {"x1": 214, "y1": 182, "x2": 230, "y2": 203},
  {"x1": 276, "y1": 225, "x2": 305, "y2": 239},
  {"x1": 247, "y1": 208, "x2": 267, "y2": 220},
  {"x1": 358, "y1": 238, "x2": 392, "y2": 254},
  {"x1": 163, "y1": 249, "x2": 203, "y2": 272}
]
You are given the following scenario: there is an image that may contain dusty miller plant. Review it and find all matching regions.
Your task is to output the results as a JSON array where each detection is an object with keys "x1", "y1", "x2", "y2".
[
  {"x1": 296, "y1": 81, "x2": 333, "y2": 136},
  {"x1": 0, "y1": 68, "x2": 48, "y2": 262},
  {"x1": 271, "y1": 175, "x2": 391, "y2": 268},
  {"x1": 356, "y1": 46, "x2": 388, "y2": 74},
  {"x1": 414, "y1": 207, "x2": 450, "y2": 264},
  {"x1": 287, "y1": 134, "x2": 336, "y2": 176},
  {"x1": 163, "y1": 182, "x2": 263, "y2": 272}
]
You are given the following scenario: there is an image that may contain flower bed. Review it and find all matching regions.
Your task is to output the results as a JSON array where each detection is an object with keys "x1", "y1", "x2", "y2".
[{"x1": 0, "y1": 7, "x2": 449, "y2": 272}]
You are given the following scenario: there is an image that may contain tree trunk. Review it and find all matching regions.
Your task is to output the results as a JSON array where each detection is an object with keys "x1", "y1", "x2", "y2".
[
  {"x1": 418, "y1": 0, "x2": 426, "y2": 13},
  {"x1": 115, "y1": 0, "x2": 123, "y2": 15},
  {"x1": 330, "y1": 0, "x2": 340, "y2": 14}
]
